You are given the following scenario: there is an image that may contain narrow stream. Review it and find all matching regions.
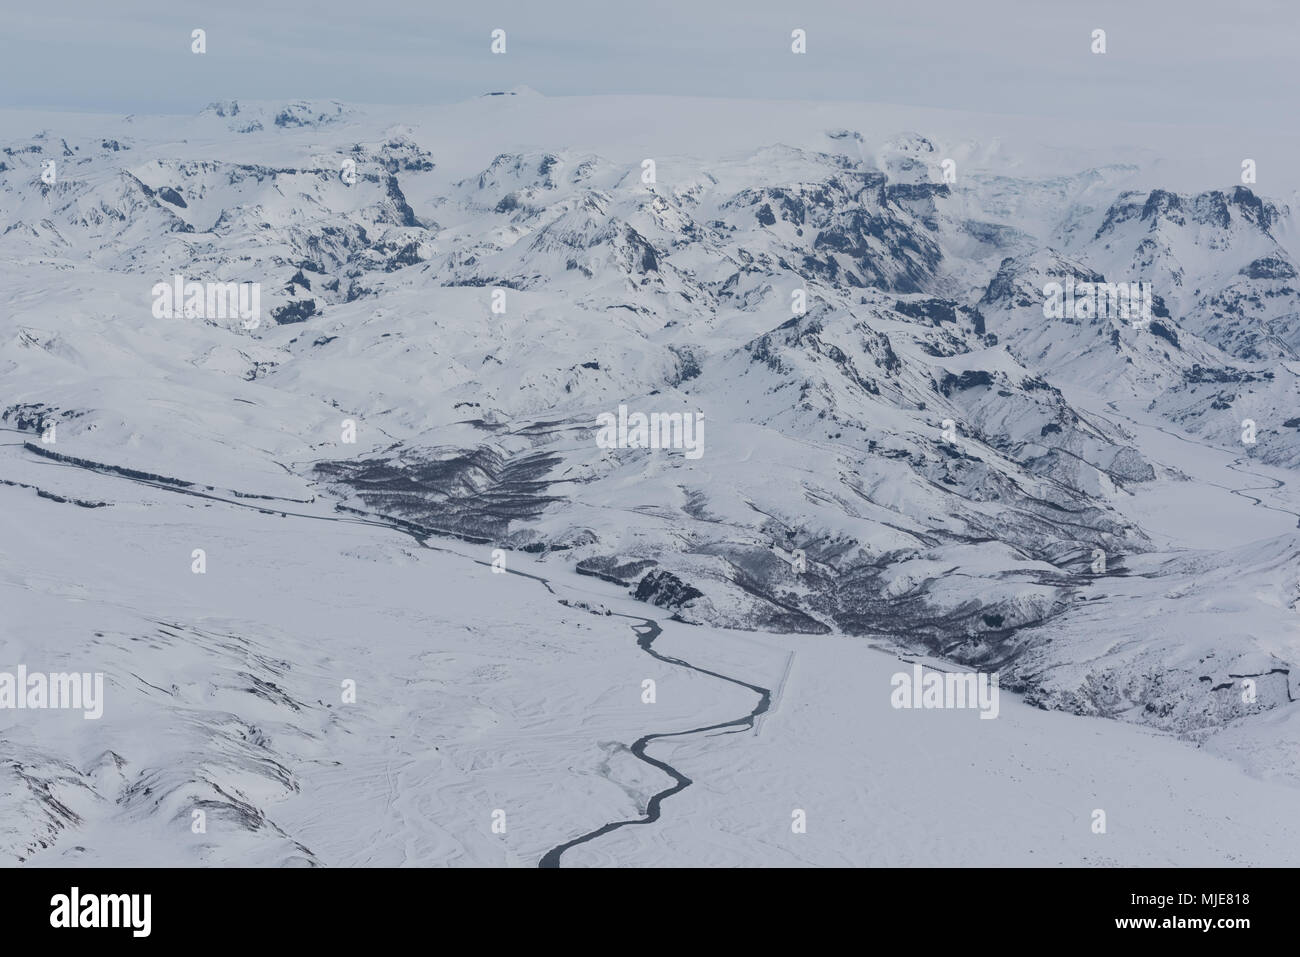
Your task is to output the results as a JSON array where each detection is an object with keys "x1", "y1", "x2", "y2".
[
  {"x1": 16, "y1": 443, "x2": 775, "y2": 869},
  {"x1": 539, "y1": 615, "x2": 771, "y2": 868}
]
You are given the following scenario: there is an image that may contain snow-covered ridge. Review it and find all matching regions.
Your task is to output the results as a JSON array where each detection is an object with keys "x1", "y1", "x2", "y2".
[{"x1": 1, "y1": 94, "x2": 1297, "y2": 865}]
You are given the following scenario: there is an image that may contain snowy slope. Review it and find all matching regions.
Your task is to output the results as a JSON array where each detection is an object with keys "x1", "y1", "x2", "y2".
[{"x1": 1, "y1": 93, "x2": 1297, "y2": 866}]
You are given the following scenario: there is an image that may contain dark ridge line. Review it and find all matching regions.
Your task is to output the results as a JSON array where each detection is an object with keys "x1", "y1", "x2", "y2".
[{"x1": 22, "y1": 441, "x2": 315, "y2": 503}]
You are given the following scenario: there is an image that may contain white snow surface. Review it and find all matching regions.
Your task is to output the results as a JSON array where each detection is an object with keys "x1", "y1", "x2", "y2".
[{"x1": 1, "y1": 93, "x2": 1298, "y2": 866}]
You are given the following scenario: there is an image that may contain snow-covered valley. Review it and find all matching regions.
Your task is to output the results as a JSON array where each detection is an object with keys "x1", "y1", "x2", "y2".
[{"x1": 2, "y1": 92, "x2": 1298, "y2": 866}]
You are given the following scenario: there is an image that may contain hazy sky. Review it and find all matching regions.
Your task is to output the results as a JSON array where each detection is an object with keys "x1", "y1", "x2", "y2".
[{"x1": 2, "y1": 0, "x2": 1296, "y2": 127}]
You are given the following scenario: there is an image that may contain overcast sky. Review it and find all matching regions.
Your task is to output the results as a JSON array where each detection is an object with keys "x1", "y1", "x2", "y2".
[{"x1": 2, "y1": 0, "x2": 1295, "y2": 128}]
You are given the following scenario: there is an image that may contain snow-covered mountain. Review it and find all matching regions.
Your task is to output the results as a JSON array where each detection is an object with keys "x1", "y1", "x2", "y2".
[{"x1": 2, "y1": 94, "x2": 1298, "y2": 866}]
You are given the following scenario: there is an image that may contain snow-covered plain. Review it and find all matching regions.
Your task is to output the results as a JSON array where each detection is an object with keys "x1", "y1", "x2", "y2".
[
  {"x1": 1, "y1": 92, "x2": 1298, "y2": 866},
  {"x1": 4, "y1": 454, "x2": 1297, "y2": 867}
]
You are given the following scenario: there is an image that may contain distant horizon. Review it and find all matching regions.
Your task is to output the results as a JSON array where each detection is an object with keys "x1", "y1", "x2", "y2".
[
  {"x1": 2, "y1": 0, "x2": 1296, "y2": 131},
  {"x1": 4, "y1": 87, "x2": 1297, "y2": 201}
]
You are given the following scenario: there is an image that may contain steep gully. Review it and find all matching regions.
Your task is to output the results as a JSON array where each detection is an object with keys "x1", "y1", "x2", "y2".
[{"x1": 4, "y1": 433, "x2": 773, "y2": 867}]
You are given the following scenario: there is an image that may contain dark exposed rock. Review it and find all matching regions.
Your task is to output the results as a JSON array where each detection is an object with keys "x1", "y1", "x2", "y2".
[
  {"x1": 1241, "y1": 254, "x2": 1297, "y2": 280},
  {"x1": 1148, "y1": 320, "x2": 1179, "y2": 349},
  {"x1": 937, "y1": 370, "x2": 995, "y2": 396},
  {"x1": 156, "y1": 187, "x2": 187, "y2": 208},
  {"x1": 633, "y1": 569, "x2": 704, "y2": 609},
  {"x1": 315, "y1": 446, "x2": 564, "y2": 542},
  {"x1": 272, "y1": 300, "x2": 317, "y2": 325},
  {"x1": 383, "y1": 174, "x2": 420, "y2": 228},
  {"x1": 576, "y1": 556, "x2": 659, "y2": 586},
  {"x1": 23, "y1": 443, "x2": 194, "y2": 488},
  {"x1": 1183, "y1": 364, "x2": 1271, "y2": 385},
  {"x1": 894, "y1": 297, "x2": 957, "y2": 326}
]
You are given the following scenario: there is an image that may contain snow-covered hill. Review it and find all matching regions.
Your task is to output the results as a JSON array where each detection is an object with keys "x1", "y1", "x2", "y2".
[{"x1": 2, "y1": 93, "x2": 1297, "y2": 866}]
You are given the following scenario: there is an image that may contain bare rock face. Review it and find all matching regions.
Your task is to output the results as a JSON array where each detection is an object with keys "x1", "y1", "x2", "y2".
[{"x1": 633, "y1": 569, "x2": 704, "y2": 609}]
